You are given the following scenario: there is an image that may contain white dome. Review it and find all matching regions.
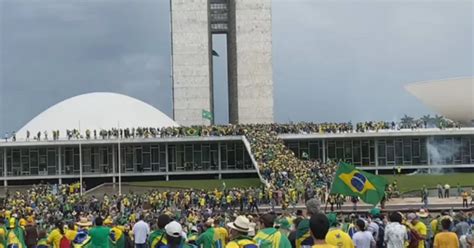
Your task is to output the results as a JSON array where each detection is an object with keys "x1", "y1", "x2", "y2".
[
  {"x1": 405, "y1": 77, "x2": 474, "y2": 125},
  {"x1": 17, "y1": 92, "x2": 178, "y2": 138}
]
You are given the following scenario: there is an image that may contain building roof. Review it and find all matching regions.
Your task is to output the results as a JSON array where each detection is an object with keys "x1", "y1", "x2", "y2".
[
  {"x1": 17, "y1": 92, "x2": 178, "y2": 138},
  {"x1": 405, "y1": 77, "x2": 474, "y2": 125}
]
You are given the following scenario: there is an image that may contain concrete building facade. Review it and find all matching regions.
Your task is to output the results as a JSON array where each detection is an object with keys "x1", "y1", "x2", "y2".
[{"x1": 171, "y1": 0, "x2": 274, "y2": 125}]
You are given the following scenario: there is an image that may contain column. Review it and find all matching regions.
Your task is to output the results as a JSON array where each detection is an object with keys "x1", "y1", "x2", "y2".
[
  {"x1": 3, "y1": 148, "x2": 7, "y2": 187},
  {"x1": 322, "y1": 139, "x2": 326, "y2": 163},
  {"x1": 58, "y1": 146, "x2": 62, "y2": 185},
  {"x1": 374, "y1": 139, "x2": 379, "y2": 175},
  {"x1": 218, "y1": 142, "x2": 222, "y2": 179},
  {"x1": 426, "y1": 138, "x2": 431, "y2": 174},
  {"x1": 165, "y1": 143, "x2": 169, "y2": 181},
  {"x1": 112, "y1": 145, "x2": 116, "y2": 186}
]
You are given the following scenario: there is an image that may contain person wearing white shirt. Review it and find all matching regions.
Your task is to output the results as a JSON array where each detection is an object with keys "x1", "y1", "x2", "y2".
[
  {"x1": 353, "y1": 219, "x2": 375, "y2": 248},
  {"x1": 133, "y1": 217, "x2": 150, "y2": 248},
  {"x1": 384, "y1": 212, "x2": 408, "y2": 248}
]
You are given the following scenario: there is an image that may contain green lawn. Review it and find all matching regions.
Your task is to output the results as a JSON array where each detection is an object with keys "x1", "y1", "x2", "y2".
[
  {"x1": 382, "y1": 173, "x2": 474, "y2": 193},
  {"x1": 128, "y1": 178, "x2": 263, "y2": 190},
  {"x1": 127, "y1": 173, "x2": 474, "y2": 193}
]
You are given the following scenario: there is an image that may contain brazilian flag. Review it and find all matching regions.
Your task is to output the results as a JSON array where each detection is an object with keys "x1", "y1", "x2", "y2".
[
  {"x1": 330, "y1": 163, "x2": 387, "y2": 205},
  {"x1": 202, "y1": 109, "x2": 213, "y2": 121}
]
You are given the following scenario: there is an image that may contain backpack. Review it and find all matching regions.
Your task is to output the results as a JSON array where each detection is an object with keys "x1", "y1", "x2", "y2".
[
  {"x1": 60, "y1": 236, "x2": 72, "y2": 248},
  {"x1": 374, "y1": 219, "x2": 385, "y2": 248},
  {"x1": 407, "y1": 228, "x2": 422, "y2": 248}
]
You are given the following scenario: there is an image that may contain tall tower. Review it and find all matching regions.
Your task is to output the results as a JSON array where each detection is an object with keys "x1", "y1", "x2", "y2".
[{"x1": 171, "y1": 0, "x2": 273, "y2": 125}]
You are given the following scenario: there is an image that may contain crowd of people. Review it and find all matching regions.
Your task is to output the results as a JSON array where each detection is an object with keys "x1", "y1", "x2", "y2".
[
  {"x1": 2, "y1": 114, "x2": 465, "y2": 142},
  {"x1": 0, "y1": 184, "x2": 473, "y2": 248}
]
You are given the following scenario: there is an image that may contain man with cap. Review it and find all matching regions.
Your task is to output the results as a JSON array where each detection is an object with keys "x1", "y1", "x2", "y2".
[
  {"x1": 226, "y1": 216, "x2": 257, "y2": 248},
  {"x1": 253, "y1": 214, "x2": 291, "y2": 248},
  {"x1": 324, "y1": 213, "x2": 354, "y2": 248},
  {"x1": 196, "y1": 218, "x2": 217, "y2": 248},
  {"x1": 407, "y1": 212, "x2": 427, "y2": 248},
  {"x1": 149, "y1": 214, "x2": 171, "y2": 248},
  {"x1": 187, "y1": 226, "x2": 199, "y2": 247},
  {"x1": 295, "y1": 198, "x2": 321, "y2": 248},
  {"x1": 163, "y1": 221, "x2": 189, "y2": 248}
]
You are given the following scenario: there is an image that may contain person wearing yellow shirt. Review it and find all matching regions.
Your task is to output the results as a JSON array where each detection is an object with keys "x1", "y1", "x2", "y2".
[
  {"x1": 47, "y1": 221, "x2": 65, "y2": 248},
  {"x1": 324, "y1": 213, "x2": 354, "y2": 248},
  {"x1": 406, "y1": 213, "x2": 427, "y2": 248},
  {"x1": 226, "y1": 216, "x2": 256, "y2": 248},
  {"x1": 434, "y1": 218, "x2": 459, "y2": 248},
  {"x1": 309, "y1": 213, "x2": 336, "y2": 248},
  {"x1": 214, "y1": 219, "x2": 228, "y2": 247},
  {"x1": 0, "y1": 219, "x2": 6, "y2": 248},
  {"x1": 65, "y1": 223, "x2": 78, "y2": 242}
]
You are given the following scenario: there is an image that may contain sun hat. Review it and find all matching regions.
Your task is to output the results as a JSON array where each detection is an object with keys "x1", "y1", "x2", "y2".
[
  {"x1": 227, "y1": 215, "x2": 250, "y2": 233},
  {"x1": 416, "y1": 209, "x2": 429, "y2": 218},
  {"x1": 165, "y1": 221, "x2": 183, "y2": 238},
  {"x1": 76, "y1": 217, "x2": 93, "y2": 227}
]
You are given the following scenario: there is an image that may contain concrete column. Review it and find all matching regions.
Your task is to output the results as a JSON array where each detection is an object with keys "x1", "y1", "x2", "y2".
[
  {"x1": 3, "y1": 148, "x2": 7, "y2": 187},
  {"x1": 426, "y1": 138, "x2": 431, "y2": 174},
  {"x1": 322, "y1": 139, "x2": 326, "y2": 163},
  {"x1": 374, "y1": 139, "x2": 379, "y2": 175},
  {"x1": 218, "y1": 142, "x2": 222, "y2": 179},
  {"x1": 112, "y1": 145, "x2": 116, "y2": 186},
  {"x1": 58, "y1": 146, "x2": 62, "y2": 184},
  {"x1": 165, "y1": 144, "x2": 169, "y2": 181},
  {"x1": 171, "y1": 0, "x2": 213, "y2": 126}
]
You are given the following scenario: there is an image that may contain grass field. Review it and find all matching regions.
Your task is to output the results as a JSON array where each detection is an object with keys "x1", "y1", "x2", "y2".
[
  {"x1": 127, "y1": 173, "x2": 474, "y2": 193},
  {"x1": 382, "y1": 173, "x2": 474, "y2": 193}
]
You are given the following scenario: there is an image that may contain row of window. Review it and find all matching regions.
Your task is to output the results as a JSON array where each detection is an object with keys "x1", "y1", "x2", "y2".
[
  {"x1": 0, "y1": 142, "x2": 253, "y2": 177},
  {"x1": 286, "y1": 136, "x2": 474, "y2": 166}
]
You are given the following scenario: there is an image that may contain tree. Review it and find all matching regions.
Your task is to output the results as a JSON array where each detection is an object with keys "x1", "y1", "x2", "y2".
[
  {"x1": 400, "y1": 114, "x2": 414, "y2": 128},
  {"x1": 420, "y1": 114, "x2": 432, "y2": 127},
  {"x1": 433, "y1": 115, "x2": 444, "y2": 128}
]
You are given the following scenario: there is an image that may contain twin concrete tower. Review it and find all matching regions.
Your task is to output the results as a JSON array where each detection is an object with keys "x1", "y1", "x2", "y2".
[{"x1": 171, "y1": 0, "x2": 274, "y2": 126}]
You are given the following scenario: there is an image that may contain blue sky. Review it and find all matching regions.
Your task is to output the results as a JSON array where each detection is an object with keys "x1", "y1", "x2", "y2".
[{"x1": 0, "y1": 0, "x2": 472, "y2": 132}]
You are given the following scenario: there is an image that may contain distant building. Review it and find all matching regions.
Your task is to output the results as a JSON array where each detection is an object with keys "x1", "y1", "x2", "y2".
[
  {"x1": 170, "y1": 0, "x2": 274, "y2": 125},
  {"x1": 405, "y1": 77, "x2": 474, "y2": 126}
]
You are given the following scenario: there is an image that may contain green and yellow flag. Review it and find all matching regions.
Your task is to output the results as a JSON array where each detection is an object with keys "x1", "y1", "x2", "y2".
[
  {"x1": 330, "y1": 162, "x2": 387, "y2": 205},
  {"x1": 202, "y1": 109, "x2": 213, "y2": 121}
]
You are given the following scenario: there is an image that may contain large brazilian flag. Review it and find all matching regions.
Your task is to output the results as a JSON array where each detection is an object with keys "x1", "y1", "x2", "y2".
[{"x1": 330, "y1": 162, "x2": 387, "y2": 205}]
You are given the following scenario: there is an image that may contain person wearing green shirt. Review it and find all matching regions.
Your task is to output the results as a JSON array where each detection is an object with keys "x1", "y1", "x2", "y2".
[
  {"x1": 254, "y1": 214, "x2": 291, "y2": 248},
  {"x1": 196, "y1": 219, "x2": 216, "y2": 248},
  {"x1": 149, "y1": 214, "x2": 171, "y2": 248},
  {"x1": 88, "y1": 217, "x2": 111, "y2": 248}
]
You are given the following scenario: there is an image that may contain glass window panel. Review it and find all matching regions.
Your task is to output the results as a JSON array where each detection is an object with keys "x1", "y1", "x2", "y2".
[
  {"x1": 361, "y1": 141, "x2": 369, "y2": 158},
  {"x1": 185, "y1": 145, "x2": 193, "y2": 163},
  {"x1": 344, "y1": 141, "x2": 352, "y2": 159},
  {"x1": 395, "y1": 139, "x2": 403, "y2": 157},
  {"x1": 309, "y1": 143, "x2": 319, "y2": 160},
  {"x1": 387, "y1": 146, "x2": 395, "y2": 162},
  {"x1": 412, "y1": 140, "x2": 420, "y2": 157},
  {"x1": 378, "y1": 142, "x2": 386, "y2": 158},
  {"x1": 203, "y1": 145, "x2": 210, "y2": 162}
]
